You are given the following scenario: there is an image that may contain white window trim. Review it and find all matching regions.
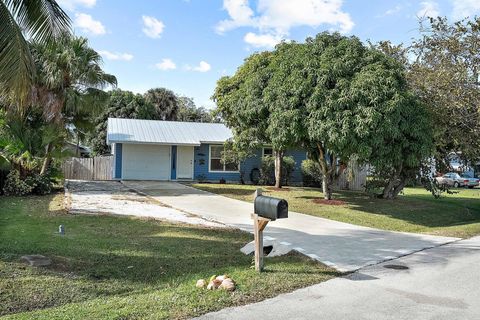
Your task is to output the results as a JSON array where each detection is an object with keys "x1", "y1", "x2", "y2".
[
  {"x1": 208, "y1": 145, "x2": 240, "y2": 173},
  {"x1": 262, "y1": 146, "x2": 274, "y2": 157}
]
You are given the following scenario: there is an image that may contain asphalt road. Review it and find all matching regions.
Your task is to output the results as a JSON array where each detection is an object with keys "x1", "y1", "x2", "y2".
[{"x1": 197, "y1": 236, "x2": 480, "y2": 320}]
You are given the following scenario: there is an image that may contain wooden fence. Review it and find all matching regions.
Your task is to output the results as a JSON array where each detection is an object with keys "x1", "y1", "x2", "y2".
[
  {"x1": 335, "y1": 166, "x2": 368, "y2": 191},
  {"x1": 61, "y1": 156, "x2": 113, "y2": 181}
]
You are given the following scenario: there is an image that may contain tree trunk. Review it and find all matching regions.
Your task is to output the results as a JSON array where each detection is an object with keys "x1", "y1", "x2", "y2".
[
  {"x1": 382, "y1": 179, "x2": 396, "y2": 199},
  {"x1": 274, "y1": 150, "x2": 283, "y2": 188},
  {"x1": 391, "y1": 178, "x2": 406, "y2": 199},
  {"x1": 40, "y1": 143, "x2": 53, "y2": 175},
  {"x1": 317, "y1": 143, "x2": 334, "y2": 200},
  {"x1": 322, "y1": 173, "x2": 333, "y2": 200}
]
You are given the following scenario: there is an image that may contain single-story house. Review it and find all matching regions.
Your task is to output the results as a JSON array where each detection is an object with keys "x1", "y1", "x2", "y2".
[{"x1": 106, "y1": 118, "x2": 307, "y2": 183}]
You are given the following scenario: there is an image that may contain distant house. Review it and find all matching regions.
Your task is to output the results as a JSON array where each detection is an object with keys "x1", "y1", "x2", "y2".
[
  {"x1": 63, "y1": 142, "x2": 91, "y2": 158},
  {"x1": 106, "y1": 118, "x2": 307, "y2": 183}
]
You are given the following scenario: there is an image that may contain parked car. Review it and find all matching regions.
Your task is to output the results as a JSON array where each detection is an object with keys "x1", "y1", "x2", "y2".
[
  {"x1": 435, "y1": 172, "x2": 467, "y2": 187},
  {"x1": 460, "y1": 174, "x2": 480, "y2": 189}
]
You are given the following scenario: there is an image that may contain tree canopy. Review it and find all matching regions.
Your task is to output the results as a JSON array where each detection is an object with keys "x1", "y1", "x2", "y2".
[
  {"x1": 214, "y1": 32, "x2": 434, "y2": 199},
  {"x1": 144, "y1": 88, "x2": 179, "y2": 121},
  {"x1": 213, "y1": 47, "x2": 306, "y2": 188}
]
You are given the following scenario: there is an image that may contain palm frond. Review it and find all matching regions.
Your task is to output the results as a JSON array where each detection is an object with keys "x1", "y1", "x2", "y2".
[
  {"x1": 0, "y1": 2, "x2": 33, "y2": 103},
  {"x1": 5, "y1": 0, "x2": 71, "y2": 43},
  {"x1": 0, "y1": 0, "x2": 71, "y2": 104}
]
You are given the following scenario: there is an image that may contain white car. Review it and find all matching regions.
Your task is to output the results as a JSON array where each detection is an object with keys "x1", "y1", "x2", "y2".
[{"x1": 435, "y1": 172, "x2": 466, "y2": 188}]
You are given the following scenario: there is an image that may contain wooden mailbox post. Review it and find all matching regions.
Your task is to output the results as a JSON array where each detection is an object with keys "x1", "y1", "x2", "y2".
[{"x1": 252, "y1": 188, "x2": 288, "y2": 272}]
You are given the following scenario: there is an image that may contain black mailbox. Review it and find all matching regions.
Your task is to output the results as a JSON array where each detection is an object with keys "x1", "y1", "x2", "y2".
[{"x1": 254, "y1": 195, "x2": 288, "y2": 221}]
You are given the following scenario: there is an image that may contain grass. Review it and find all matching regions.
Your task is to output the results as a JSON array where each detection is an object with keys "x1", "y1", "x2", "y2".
[
  {"x1": 0, "y1": 194, "x2": 339, "y2": 319},
  {"x1": 192, "y1": 184, "x2": 480, "y2": 238}
]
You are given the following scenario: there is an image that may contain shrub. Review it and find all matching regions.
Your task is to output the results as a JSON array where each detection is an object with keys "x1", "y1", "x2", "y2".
[
  {"x1": 259, "y1": 155, "x2": 295, "y2": 186},
  {"x1": 3, "y1": 170, "x2": 33, "y2": 196},
  {"x1": 196, "y1": 174, "x2": 207, "y2": 183},
  {"x1": 301, "y1": 159, "x2": 323, "y2": 187},
  {"x1": 250, "y1": 168, "x2": 260, "y2": 185},
  {"x1": 2, "y1": 170, "x2": 54, "y2": 196},
  {"x1": 26, "y1": 174, "x2": 53, "y2": 195}
]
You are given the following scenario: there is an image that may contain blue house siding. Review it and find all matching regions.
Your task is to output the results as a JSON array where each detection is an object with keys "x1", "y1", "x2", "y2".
[
  {"x1": 192, "y1": 143, "x2": 306, "y2": 184},
  {"x1": 285, "y1": 148, "x2": 307, "y2": 183},
  {"x1": 194, "y1": 144, "x2": 241, "y2": 182},
  {"x1": 114, "y1": 143, "x2": 122, "y2": 179}
]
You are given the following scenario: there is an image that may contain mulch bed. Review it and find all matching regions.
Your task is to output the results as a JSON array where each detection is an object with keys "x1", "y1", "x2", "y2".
[
  {"x1": 312, "y1": 198, "x2": 346, "y2": 206},
  {"x1": 266, "y1": 187, "x2": 291, "y2": 191}
]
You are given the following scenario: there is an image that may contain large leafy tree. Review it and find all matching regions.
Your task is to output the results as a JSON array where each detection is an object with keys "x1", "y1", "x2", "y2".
[
  {"x1": 304, "y1": 33, "x2": 433, "y2": 199},
  {"x1": 28, "y1": 34, "x2": 117, "y2": 173},
  {"x1": 0, "y1": 0, "x2": 71, "y2": 101},
  {"x1": 214, "y1": 48, "x2": 304, "y2": 188}
]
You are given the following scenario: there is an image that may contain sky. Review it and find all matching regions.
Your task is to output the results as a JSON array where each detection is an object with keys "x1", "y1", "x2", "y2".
[{"x1": 57, "y1": 0, "x2": 480, "y2": 109}]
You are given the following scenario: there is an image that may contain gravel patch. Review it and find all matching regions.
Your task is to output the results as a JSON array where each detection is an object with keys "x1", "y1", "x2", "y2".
[{"x1": 66, "y1": 180, "x2": 224, "y2": 228}]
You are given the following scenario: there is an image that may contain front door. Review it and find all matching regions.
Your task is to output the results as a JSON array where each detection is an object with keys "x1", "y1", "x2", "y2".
[{"x1": 176, "y1": 146, "x2": 194, "y2": 179}]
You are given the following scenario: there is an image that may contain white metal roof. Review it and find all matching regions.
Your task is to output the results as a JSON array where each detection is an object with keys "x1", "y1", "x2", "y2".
[{"x1": 106, "y1": 118, "x2": 233, "y2": 146}]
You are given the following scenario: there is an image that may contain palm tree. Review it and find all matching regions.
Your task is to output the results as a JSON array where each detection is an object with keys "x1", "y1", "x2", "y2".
[
  {"x1": 28, "y1": 34, "x2": 117, "y2": 173},
  {"x1": 0, "y1": 0, "x2": 71, "y2": 102},
  {"x1": 144, "y1": 88, "x2": 180, "y2": 120}
]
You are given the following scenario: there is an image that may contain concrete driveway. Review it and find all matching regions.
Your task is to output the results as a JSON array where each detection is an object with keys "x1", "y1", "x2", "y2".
[
  {"x1": 122, "y1": 181, "x2": 459, "y2": 272},
  {"x1": 197, "y1": 236, "x2": 480, "y2": 320}
]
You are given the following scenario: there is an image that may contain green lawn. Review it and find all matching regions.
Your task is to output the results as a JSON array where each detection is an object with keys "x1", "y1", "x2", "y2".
[
  {"x1": 192, "y1": 184, "x2": 480, "y2": 238},
  {"x1": 0, "y1": 194, "x2": 338, "y2": 319}
]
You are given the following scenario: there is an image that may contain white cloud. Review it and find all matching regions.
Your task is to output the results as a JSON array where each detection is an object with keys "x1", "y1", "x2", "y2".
[
  {"x1": 244, "y1": 32, "x2": 281, "y2": 48},
  {"x1": 216, "y1": 0, "x2": 255, "y2": 33},
  {"x1": 381, "y1": 5, "x2": 402, "y2": 17},
  {"x1": 417, "y1": 1, "x2": 440, "y2": 18},
  {"x1": 185, "y1": 61, "x2": 211, "y2": 72},
  {"x1": 193, "y1": 61, "x2": 211, "y2": 72},
  {"x1": 155, "y1": 58, "x2": 177, "y2": 71},
  {"x1": 451, "y1": 0, "x2": 480, "y2": 20},
  {"x1": 74, "y1": 13, "x2": 106, "y2": 35},
  {"x1": 99, "y1": 50, "x2": 133, "y2": 61},
  {"x1": 142, "y1": 15, "x2": 165, "y2": 39},
  {"x1": 216, "y1": 0, "x2": 353, "y2": 49},
  {"x1": 57, "y1": 0, "x2": 96, "y2": 11}
]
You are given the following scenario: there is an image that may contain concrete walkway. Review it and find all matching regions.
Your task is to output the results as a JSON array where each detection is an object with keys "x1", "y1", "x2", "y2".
[
  {"x1": 123, "y1": 181, "x2": 459, "y2": 272},
  {"x1": 197, "y1": 236, "x2": 480, "y2": 320}
]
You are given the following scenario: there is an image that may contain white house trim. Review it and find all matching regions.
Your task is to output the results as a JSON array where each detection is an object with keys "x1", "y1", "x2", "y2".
[{"x1": 208, "y1": 144, "x2": 240, "y2": 173}]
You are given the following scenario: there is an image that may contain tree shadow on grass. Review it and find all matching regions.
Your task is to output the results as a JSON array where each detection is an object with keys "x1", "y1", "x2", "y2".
[{"x1": 294, "y1": 187, "x2": 480, "y2": 229}]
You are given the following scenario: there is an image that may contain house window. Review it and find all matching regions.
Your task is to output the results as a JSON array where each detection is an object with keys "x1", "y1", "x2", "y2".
[
  {"x1": 209, "y1": 145, "x2": 239, "y2": 172},
  {"x1": 262, "y1": 147, "x2": 273, "y2": 157}
]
